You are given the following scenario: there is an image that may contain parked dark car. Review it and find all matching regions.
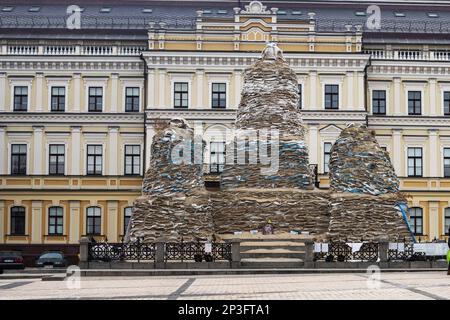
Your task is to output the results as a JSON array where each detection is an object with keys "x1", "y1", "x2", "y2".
[
  {"x1": 0, "y1": 251, "x2": 25, "y2": 270},
  {"x1": 36, "y1": 252, "x2": 67, "y2": 268}
]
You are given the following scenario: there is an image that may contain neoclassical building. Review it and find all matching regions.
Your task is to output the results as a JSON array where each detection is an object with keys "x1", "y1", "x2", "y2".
[{"x1": 1, "y1": 0, "x2": 450, "y2": 248}]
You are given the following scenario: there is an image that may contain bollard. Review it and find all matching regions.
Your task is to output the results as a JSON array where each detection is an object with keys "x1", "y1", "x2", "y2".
[
  {"x1": 304, "y1": 239, "x2": 314, "y2": 269},
  {"x1": 79, "y1": 236, "x2": 91, "y2": 268},
  {"x1": 155, "y1": 240, "x2": 165, "y2": 269},
  {"x1": 377, "y1": 236, "x2": 389, "y2": 264},
  {"x1": 231, "y1": 238, "x2": 241, "y2": 268}
]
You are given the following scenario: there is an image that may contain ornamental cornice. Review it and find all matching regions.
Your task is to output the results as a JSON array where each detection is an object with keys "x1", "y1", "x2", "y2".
[
  {"x1": 368, "y1": 116, "x2": 450, "y2": 127},
  {"x1": 0, "y1": 113, "x2": 144, "y2": 124},
  {"x1": 368, "y1": 63, "x2": 450, "y2": 76},
  {"x1": 0, "y1": 60, "x2": 144, "y2": 72}
]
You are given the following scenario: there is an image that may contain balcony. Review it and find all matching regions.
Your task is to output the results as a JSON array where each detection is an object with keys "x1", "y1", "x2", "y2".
[
  {"x1": 364, "y1": 49, "x2": 450, "y2": 61},
  {"x1": 1, "y1": 44, "x2": 147, "y2": 56}
]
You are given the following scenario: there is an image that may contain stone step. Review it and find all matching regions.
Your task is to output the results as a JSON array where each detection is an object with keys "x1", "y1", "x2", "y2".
[
  {"x1": 240, "y1": 242, "x2": 305, "y2": 251},
  {"x1": 240, "y1": 258, "x2": 304, "y2": 269},
  {"x1": 241, "y1": 249, "x2": 305, "y2": 259}
]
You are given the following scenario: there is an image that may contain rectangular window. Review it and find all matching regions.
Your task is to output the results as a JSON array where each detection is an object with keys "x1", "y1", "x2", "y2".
[
  {"x1": 372, "y1": 90, "x2": 386, "y2": 115},
  {"x1": 444, "y1": 208, "x2": 450, "y2": 235},
  {"x1": 323, "y1": 142, "x2": 332, "y2": 173},
  {"x1": 211, "y1": 83, "x2": 226, "y2": 108},
  {"x1": 10, "y1": 207, "x2": 25, "y2": 235},
  {"x1": 124, "y1": 207, "x2": 132, "y2": 235},
  {"x1": 174, "y1": 82, "x2": 188, "y2": 108},
  {"x1": 13, "y1": 86, "x2": 28, "y2": 111},
  {"x1": 408, "y1": 91, "x2": 421, "y2": 115},
  {"x1": 11, "y1": 144, "x2": 27, "y2": 175},
  {"x1": 51, "y1": 87, "x2": 65, "y2": 111},
  {"x1": 124, "y1": 145, "x2": 140, "y2": 175},
  {"x1": 444, "y1": 91, "x2": 450, "y2": 116},
  {"x1": 324, "y1": 85, "x2": 339, "y2": 109},
  {"x1": 408, "y1": 208, "x2": 423, "y2": 235},
  {"x1": 407, "y1": 147, "x2": 423, "y2": 177},
  {"x1": 210, "y1": 142, "x2": 226, "y2": 173},
  {"x1": 48, "y1": 207, "x2": 64, "y2": 235},
  {"x1": 86, "y1": 207, "x2": 101, "y2": 235},
  {"x1": 49, "y1": 144, "x2": 65, "y2": 175},
  {"x1": 125, "y1": 87, "x2": 140, "y2": 112},
  {"x1": 298, "y1": 84, "x2": 302, "y2": 109},
  {"x1": 88, "y1": 87, "x2": 103, "y2": 112},
  {"x1": 444, "y1": 148, "x2": 450, "y2": 178},
  {"x1": 87, "y1": 145, "x2": 102, "y2": 175}
]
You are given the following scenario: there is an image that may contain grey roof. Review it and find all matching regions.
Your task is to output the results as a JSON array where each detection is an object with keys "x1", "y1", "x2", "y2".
[{"x1": 2, "y1": 2, "x2": 450, "y2": 38}]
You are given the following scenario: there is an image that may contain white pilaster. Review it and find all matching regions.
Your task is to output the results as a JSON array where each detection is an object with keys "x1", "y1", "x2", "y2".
[
  {"x1": 196, "y1": 69, "x2": 204, "y2": 108},
  {"x1": 0, "y1": 201, "x2": 4, "y2": 243},
  {"x1": 393, "y1": 78, "x2": 401, "y2": 116},
  {"x1": 309, "y1": 71, "x2": 317, "y2": 109},
  {"x1": 69, "y1": 201, "x2": 80, "y2": 244},
  {"x1": 392, "y1": 129, "x2": 403, "y2": 176},
  {"x1": 71, "y1": 126, "x2": 81, "y2": 175},
  {"x1": 107, "y1": 201, "x2": 118, "y2": 242},
  {"x1": 0, "y1": 73, "x2": 6, "y2": 111},
  {"x1": 110, "y1": 74, "x2": 118, "y2": 112},
  {"x1": 346, "y1": 72, "x2": 354, "y2": 110},
  {"x1": 33, "y1": 126, "x2": 44, "y2": 175},
  {"x1": 147, "y1": 69, "x2": 155, "y2": 109},
  {"x1": 73, "y1": 74, "x2": 81, "y2": 112},
  {"x1": 356, "y1": 72, "x2": 365, "y2": 110},
  {"x1": 428, "y1": 129, "x2": 439, "y2": 177},
  {"x1": 308, "y1": 124, "x2": 318, "y2": 164},
  {"x1": 145, "y1": 124, "x2": 155, "y2": 170},
  {"x1": 108, "y1": 127, "x2": 119, "y2": 175},
  {"x1": 233, "y1": 70, "x2": 242, "y2": 108},
  {"x1": 429, "y1": 79, "x2": 437, "y2": 116},
  {"x1": 35, "y1": 73, "x2": 44, "y2": 112},
  {"x1": 0, "y1": 127, "x2": 6, "y2": 175},
  {"x1": 428, "y1": 201, "x2": 440, "y2": 240},
  {"x1": 31, "y1": 201, "x2": 43, "y2": 243},
  {"x1": 158, "y1": 69, "x2": 166, "y2": 108}
]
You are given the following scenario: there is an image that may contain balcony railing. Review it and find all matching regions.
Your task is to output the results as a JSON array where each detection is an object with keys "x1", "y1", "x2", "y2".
[
  {"x1": 1, "y1": 44, "x2": 147, "y2": 56},
  {"x1": 364, "y1": 49, "x2": 450, "y2": 61}
]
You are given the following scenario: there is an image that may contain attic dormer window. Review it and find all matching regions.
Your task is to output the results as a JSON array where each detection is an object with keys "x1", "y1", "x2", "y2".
[
  {"x1": 292, "y1": 11, "x2": 302, "y2": 15},
  {"x1": 100, "y1": 7, "x2": 111, "y2": 13},
  {"x1": 1, "y1": 6, "x2": 14, "y2": 12},
  {"x1": 427, "y1": 12, "x2": 439, "y2": 18},
  {"x1": 142, "y1": 8, "x2": 153, "y2": 14},
  {"x1": 394, "y1": 12, "x2": 405, "y2": 17},
  {"x1": 29, "y1": 6, "x2": 41, "y2": 12}
]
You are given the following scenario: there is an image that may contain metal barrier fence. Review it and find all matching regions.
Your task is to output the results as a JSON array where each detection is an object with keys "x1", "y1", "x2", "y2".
[{"x1": 88, "y1": 239, "x2": 231, "y2": 263}]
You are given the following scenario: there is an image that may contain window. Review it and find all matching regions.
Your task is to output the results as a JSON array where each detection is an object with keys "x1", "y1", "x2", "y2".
[
  {"x1": 394, "y1": 12, "x2": 405, "y2": 17},
  {"x1": 174, "y1": 82, "x2": 188, "y2": 108},
  {"x1": 124, "y1": 145, "x2": 140, "y2": 175},
  {"x1": 324, "y1": 85, "x2": 339, "y2": 109},
  {"x1": 210, "y1": 142, "x2": 225, "y2": 173},
  {"x1": 408, "y1": 207, "x2": 423, "y2": 235},
  {"x1": 444, "y1": 208, "x2": 450, "y2": 235},
  {"x1": 88, "y1": 87, "x2": 103, "y2": 112},
  {"x1": 125, "y1": 87, "x2": 140, "y2": 112},
  {"x1": 124, "y1": 207, "x2": 132, "y2": 234},
  {"x1": 427, "y1": 12, "x2": 439, "y2": 18},
  {"x1": 407, "y1": 147, "x2": 423, "y2": 177},
  {"x1": 444, "y1": 91, "x2": 450, "y2": 115},
  {"x1": 372, "y1": 90, "x2": 386, "y2": 115},
  {"x1": 408, "y1": 91, "x2": 421, "y2": 115},
  {"x1": 142, "y1": 8, "x2": 153, "y2": 13},
  {"x1": 10, "y1": 206, "x2": 25, "y2": 235},
  {"x1": 355, "y1": 11, "x2": 366, "y2": 16},
  {"x1": 29, "y1": 6, "x2": 41, "y2": 12},
  {"x1": 444, "y1": 148, "x2": 450, "y2": 177},
  {"x1": 87, "y1": 145, "x2": 102, "y2": 175},
  {"x1": 298, "y1": 84, "x2": 302, "y2": 109},
  {"x1": 49, "y1": 144, "x2": 65, "y2": 175},
  {"x1": 48, "y1": 207, "x2": 63, "y2": 235},
  {"x1": 292, "y1": 11, "x2": 302, "y2": 15},
  {"x1": 13, "y1": 86, "x2": 28, "y2": 111},
  {"x1": 51, "y1": 87, "x2": 65, "y2": 111},
  {"x1": 86, "y1": 207, "x2": 101, "y2": 235},
  {"x1": 211, "y1": 83, "x2": 226, "y2": 108},
  {"x1": 11, "y1": 144, "x2": 27, "y2": 175},
  {"x1": 324, "y1": 142, "x2": 332, "y2": 173},
  {"x1": 100, "y1": 7, "x2": 111, "y2": 13}
]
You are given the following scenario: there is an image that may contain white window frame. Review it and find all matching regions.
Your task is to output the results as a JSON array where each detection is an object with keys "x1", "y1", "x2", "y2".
[
  {"x1": 368, "y1": 82, "x2": 390, "y2": 115},
  {"x1": 404, "y1": 142, "x2": 426, "y2": 178},
  {"x1": 83, "y1": 133, "x2": 107, "y2": 176},
  {"x1": 121, "y1": 79, "x2": 144, "y2": 112},
  {"x1": 46, "y1": 205, "x2": 66, "y2": 236},
  {"x1": 404, "y1": 83, "x2": 426, "y2": 116},
  {"x1": 9, "y1": 78, "x2": 32, "y2": 112},
  {"x1": 207, "y1": 75, "x2": 231, "y2": 109},
  {"x1": 46, "y1": 78, "x2": 70, "y2": 112},
  {"x1": 438, "y1": 83, "x2": 450, "y2": 117},
  {"x1": 297, "y1": 74, "x2": 306, "y2": 110},
  {"x1": 169, "y1": 73, "x2": 193, "y2": 109},
  {"x1": 7, "y1": 132, "x2": 31, "y2": 175},
  {"x1": 319, "y1": 75, "x2": 344, "y2": 110},
  {"x1": 45, "y1": 133, "x2": 69, "y2": 175},
  {"x1": 83, "y1": 78, "x2": 108, "y2": 112}
]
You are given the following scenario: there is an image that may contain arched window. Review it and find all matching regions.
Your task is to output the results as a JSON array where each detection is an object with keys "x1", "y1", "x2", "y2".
[
  {"x1": 124, "y1": 207, "x2": 132, "y2": 235},
  {"x1": 86, "y1": 207, "x2": 101, "y2": 235},
  {"x1": 48, "y1": 206, "x2": 63, "y2": 235},
  {"x1": 444, "y1": 208, "x2": 450, "y2": 235},
  {"x1": 408, "y1": 207, "x2": 423, "y2": 235},
  {"x1": 10, "y1": 206, "x2": 25, "y2": 235}
]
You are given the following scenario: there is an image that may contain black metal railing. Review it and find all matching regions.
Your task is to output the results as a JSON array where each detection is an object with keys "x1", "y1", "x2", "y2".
[
  {"x1": 88, "y1": 239, "x2": 155, "y2": 262},
  {"x1": 165, "y1": 240, "x2": 231, "y2": 262},
  {"x1": 314, "y1": 240, "x2": 379, "y2": 262}
]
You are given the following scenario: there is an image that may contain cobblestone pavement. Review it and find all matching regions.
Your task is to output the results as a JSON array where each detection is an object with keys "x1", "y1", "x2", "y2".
[{"x1": 0, "y1": 272, "x2": 448, "y2": 300}]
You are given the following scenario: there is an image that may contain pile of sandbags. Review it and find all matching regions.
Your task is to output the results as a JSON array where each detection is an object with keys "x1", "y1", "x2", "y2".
[
  {"x1": 221, "y1": 44, "x2": 313, "y2": 189},
  {"x1": 329, "y1": 123, "x2": 399, "y2": 195},
  {"x1": 327, "y1": 192, "x2": 412, "y2": 241}
]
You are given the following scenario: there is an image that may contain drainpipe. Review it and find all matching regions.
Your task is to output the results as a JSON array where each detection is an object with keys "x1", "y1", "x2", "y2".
[
  {"x1": 140, "y1": 52, "x2": 148, "y2": 175},
  {"x1": 364, "y1": 53, "x2": 372, "y2": 127}
]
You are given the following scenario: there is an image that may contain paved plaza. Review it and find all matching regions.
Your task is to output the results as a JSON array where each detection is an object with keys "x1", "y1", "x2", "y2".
[{"x1": 0, "y1": 272, "x2": 449, "y2": 300}]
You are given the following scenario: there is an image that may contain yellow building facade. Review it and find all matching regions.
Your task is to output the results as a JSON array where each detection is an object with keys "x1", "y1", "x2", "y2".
[{"x1": 1, "y1": 1, "x2": 450, "y2": 248}]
